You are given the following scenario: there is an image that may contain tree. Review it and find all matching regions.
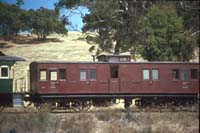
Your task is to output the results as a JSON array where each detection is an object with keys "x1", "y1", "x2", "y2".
[
  {"x1": 174, "y1": 1, "x2": 200, "y2": 46},
  {"x1": 142, "y1": 4, "x2": 196, "y2": 61},
  {"x1": 82, "y1": 0, "x2": 122, "y2": 54},
  {"x1": 174, "y1": 1, "x2": 199, "y2": 36},
  {"x1": 0, "y1": 2, "x2": 28, "y2": 38},
  {"x1": 16, "y1": 0, "x2": 24, "y2": 7},
  {"x1": 56, "y1": 0, "x2": 199, "y2": 61},
  {"x1": 28, "y1": 8, "x2": 67, "y2": 40},
  {"x1": 172, "y1": 32, "x2": 196, "y2": 61},
  {"x1": 56, "y1": 0, "x2": 153, "y2": 57},
  {"x1": 0, "y1": 2, "x2": 67, "y2": 40}
]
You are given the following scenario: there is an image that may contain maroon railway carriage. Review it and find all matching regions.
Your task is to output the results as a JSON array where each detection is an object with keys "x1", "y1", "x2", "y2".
[{"x1": 29, "y1": 61, "x2": 199, "y2": 107}]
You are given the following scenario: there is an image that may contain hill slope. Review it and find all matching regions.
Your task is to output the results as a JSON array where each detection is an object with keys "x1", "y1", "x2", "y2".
[
  {"x1": 2, "y1": 32, "x2": 92, "y2": 61},
  {"x1": 1, "y1": 32, "x2": 93, "y2": 91}
]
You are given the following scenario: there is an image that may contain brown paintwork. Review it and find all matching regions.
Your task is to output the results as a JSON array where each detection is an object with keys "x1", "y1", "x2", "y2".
[{"x1": 30, "y1": 62, "x2": 199, "y2": 95}]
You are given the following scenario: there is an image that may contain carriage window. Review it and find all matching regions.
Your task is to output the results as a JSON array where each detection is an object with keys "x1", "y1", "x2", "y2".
[
  {"x1": 120, "y1": 57, "x2": 128, "y2": 62},
  {"x1": 90, "y1": 69, "x2": 96, "y2": 80},
  {"x1": 50, "y1": 70, "x2": 57, "y2": 81},
  {"x1": 152, "y1": 69, "x2": 159, "y2": 80},
  {"x1": 40, "y1": 69, "x2": 47, "y2": 80},
  {"x1": 110, "y1": 65, "x2": 118, "y2": 78},
  {"x1": 143, "y1": 69, "x2": 149, "y2": 80},
  {"x1": 1, "y1": 66, "x2": 9, "y2": 78},
  {"x1": 59, "y1": 69, "x2": 66, "y2": 80},
  {"x1": 80, "y1": 69, "x2": 87, "y2": 80},
  {"x1": 172, "y1": 69, "x2": 179, "y2": 80},
  {"x1": 181, "y1": 69, "x2": 189, "y2": 81},
  {"x1": 191, "y1": 69, "x2": 198, "y2": 79}
]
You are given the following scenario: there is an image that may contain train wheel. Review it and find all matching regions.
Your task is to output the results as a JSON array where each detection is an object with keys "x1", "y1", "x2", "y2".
[
  {"x1": 124, "y1": 99, "x2": 132, "y2": 109},
  {"x1": 72, "y1": 100, "x2": 91, "y2": 112}
]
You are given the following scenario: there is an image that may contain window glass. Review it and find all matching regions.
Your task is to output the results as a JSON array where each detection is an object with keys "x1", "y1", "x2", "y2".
[
  {"x1": 109, "y1": 57, "x2": 119, "y2": 62},
  {"x1": 181, "y1": 69, "x2": 189, "y2": 81},
  {"x1": 59, "y1": 69, "x2": 66, "y2": 79},
  {"x1": 50, "y1": 71, "x2": 57, "y2": 81},
  {"x1": 110, "y1": 65, "x2": 119, "y2": 78},
  {"x1": 80, "y1": 69, "x2": 87, "y2": 80},
  {"x1": 172, "y1": 69, "x2": 179, "y2": 80},
  {"x1": 191, "y1": 69, "x2": 198, "y2": 79},
  {"x1": 143, "y1": 69, "x2": 149, "y2": 80},
  {"x1": 90, "y1": 69, "x2": 96, "y2": 80},
  {"x1": 1, "y1": 67, "x2": 8, "y2": 77},
  {"x1": 120, "y1": 57, "x2": 128, "y2": 62},
  {"x1": 40, "y1": 70, "x2": 47, "y2": 80},
  {"x1": 152, "y1": 69, "x2": 159, "y2": 80}
]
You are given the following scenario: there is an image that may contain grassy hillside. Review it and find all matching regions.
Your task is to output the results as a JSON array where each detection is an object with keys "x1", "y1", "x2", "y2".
[
  {"x1": 2, "y1": 32, "x2": 92, "y2": 61},
  {"x1": 1, "y1": 32, "x2": 93, "y2": 91},
  {"x1": 2, "y1": 32, "x2": 93, "y2": 67}
]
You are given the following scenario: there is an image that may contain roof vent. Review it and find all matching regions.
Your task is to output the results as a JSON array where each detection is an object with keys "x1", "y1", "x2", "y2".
[{"x1": 97, "y1": 54, "x2": 131, "y2": 62}]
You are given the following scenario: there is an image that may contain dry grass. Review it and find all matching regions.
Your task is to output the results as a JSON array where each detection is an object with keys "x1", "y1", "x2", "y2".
[
  {"x1": 95, "y1": 110, "x2": 199, "y2": 133},
  {"x1": 61, "y1": 113, "x2": 95, "y2": 133},
  {"x1": 0, "y1": 111, "x2": 198, "y2": 133},
  {"x1": 1, "y1": 32, "x2": 92, "y2": 61},
  {"x1": 0, "y1": 112, "x2": 59, "y2": 133}
]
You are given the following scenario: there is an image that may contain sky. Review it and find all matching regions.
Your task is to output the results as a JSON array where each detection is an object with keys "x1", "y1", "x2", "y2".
[{"x1": 0, "y1": 0, "x2": 88, "y2": 31}]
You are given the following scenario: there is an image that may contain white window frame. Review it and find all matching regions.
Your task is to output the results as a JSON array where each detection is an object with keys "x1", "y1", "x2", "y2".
[
  {"x1": 50, "y1": 70, "x2": 58, "y2": 81},
  {"x1": 0, "y1": 65, "x2": 9, "y2": 79},
  {"x1": 40, "y1": 69, "x2": 47, "y2": 81},
  {"x1": 143, "y1": 69, "x2": 150, "y2": 80},
  {"x1": 80, "y1": 69, "x2": 87, "y2": 81},
  {"x1": 152, "y1": 69, "x2": 159, "y2": 80}
]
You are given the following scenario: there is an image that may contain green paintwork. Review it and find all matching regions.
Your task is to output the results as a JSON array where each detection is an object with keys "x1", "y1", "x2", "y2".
[
  {"x1": 0, "y1": 79, "x2": 13, "y2": 93},
  {"x1": 0, "y1": 60, "x2": 15, "y2": 66}
]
